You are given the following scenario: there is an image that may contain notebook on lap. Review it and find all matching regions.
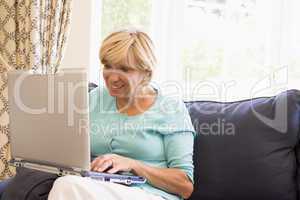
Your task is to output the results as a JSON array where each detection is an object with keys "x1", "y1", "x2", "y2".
[{"x1": 7, "y1": 69, "x2": 146, "y2": 185}]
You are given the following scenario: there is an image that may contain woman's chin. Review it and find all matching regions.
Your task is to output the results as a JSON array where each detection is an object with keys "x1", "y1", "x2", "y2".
[{"x1": 108, "y1": 90, "x2": 125, "y2": 97}]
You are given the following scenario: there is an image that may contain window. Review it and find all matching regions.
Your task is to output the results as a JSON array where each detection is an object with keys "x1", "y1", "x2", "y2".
[
  {"x1": 94, "y1": 0, "x2": 300, "y2": 101},
  {"x1": 101, "y1": 0, "x2": 152, "y2": 40},
  {"x1": 180, "y1": 0, "x2": 300, "y2": 100}
]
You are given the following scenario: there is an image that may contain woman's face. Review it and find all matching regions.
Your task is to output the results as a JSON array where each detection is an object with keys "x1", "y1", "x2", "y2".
[{"x1": 102, "y1": 64, "x2": 146, "y2": 98}]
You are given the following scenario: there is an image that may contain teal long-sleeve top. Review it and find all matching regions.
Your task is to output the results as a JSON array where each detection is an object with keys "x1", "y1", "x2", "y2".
[{"x1": 89, "y1": 85, "x2": 196, "y2": 200}]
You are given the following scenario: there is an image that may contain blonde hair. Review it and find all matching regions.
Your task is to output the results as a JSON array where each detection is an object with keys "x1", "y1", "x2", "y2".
[{"x1": 99, "y1": 29, "x2": 156, "y2": 84}]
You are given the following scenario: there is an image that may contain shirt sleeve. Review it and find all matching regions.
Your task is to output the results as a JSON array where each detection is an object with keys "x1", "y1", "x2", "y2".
[
  {"x1": 163, "y1": 131, "x2": 195, "y2": 184},
  {"x1": 159, "y1": 98, "x2": 196, "y2": 183}
]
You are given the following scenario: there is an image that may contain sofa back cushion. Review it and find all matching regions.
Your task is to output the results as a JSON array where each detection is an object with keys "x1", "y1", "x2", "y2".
[{"x1": 186, "y1": 90, "x2": 300, "y2": 200}]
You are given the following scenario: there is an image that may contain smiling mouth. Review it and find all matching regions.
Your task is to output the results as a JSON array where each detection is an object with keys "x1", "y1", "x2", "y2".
[{"x1": 111, "y1": 85, "x2": 124, "y2": 90}]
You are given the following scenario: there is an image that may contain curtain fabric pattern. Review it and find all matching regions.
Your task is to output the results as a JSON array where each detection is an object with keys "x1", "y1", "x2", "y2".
[
  {"x1": 32, "y1": 0, "x2": 72, "y2": 74},
  {"x1": 0, "y1": 0, "x2": 72, "y2": 179}
]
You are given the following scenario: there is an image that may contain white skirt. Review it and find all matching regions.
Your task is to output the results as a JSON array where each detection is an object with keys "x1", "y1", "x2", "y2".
[{"x1": 48, "y1": 175, "x2": 165, "y2": 200}]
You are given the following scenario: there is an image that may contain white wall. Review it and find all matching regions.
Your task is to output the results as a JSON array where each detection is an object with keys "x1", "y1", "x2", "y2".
[{"x1": 61, "y1": 0, "x2": 102, "y2": 83}]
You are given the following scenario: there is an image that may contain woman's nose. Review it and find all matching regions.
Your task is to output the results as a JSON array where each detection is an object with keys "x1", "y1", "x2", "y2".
[{"x1": 107, "y1": 72, "x2": 121, "y2": 82}]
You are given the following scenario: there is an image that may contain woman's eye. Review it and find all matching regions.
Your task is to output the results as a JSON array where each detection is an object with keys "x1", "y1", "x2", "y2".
[
  {"x1": 120, "y1": 67, "x2": 129, "y2": 72},
  {"x1": 104, "y1": 65, "x2": 112, "y2": 69}
]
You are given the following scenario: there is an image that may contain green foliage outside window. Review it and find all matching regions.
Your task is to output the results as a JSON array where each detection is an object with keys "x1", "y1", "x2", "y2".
[{"x1": 101, "y1": 0, "x2": 152, "y2": 39}]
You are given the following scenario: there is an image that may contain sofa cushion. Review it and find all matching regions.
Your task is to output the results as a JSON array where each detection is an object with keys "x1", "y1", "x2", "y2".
[{"x1": 186, "y1": 89, "x2": 300, "y2": 200}]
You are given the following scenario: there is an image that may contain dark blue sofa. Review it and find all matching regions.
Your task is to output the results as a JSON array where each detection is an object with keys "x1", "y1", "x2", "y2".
[
  {"x1": 187, "y1": 89, "x2": 300, "y2": 200},
  {"x1": 1, "y1": 86, "x2": 300, "y2": 200}
]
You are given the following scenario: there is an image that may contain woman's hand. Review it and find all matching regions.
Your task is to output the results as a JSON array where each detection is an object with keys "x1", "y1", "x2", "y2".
[
  {"x1": 91, "y1": 154, "x2": 136, "y2": 174},
  {"x1": 91, "y1": 154, "x2": 193, "y2": 198}
]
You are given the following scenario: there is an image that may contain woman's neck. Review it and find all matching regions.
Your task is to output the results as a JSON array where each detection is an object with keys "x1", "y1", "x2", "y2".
[{"x1": 116, "y1": 86, "x2": 157, "y2": 115}]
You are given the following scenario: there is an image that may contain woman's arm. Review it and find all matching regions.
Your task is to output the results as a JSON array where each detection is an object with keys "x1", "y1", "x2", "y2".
[{"x1": 132, "y1": 160, "x2": 194, "y2": 199}]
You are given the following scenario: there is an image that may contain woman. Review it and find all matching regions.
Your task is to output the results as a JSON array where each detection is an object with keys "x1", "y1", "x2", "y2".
[{"x1": 48, "y1": 29, "x2": 196, "y2": 200}]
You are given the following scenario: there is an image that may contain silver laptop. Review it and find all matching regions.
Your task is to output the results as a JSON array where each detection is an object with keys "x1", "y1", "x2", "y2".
[{"x1": 7, "y1": 69, "x2": 146, "y2": 185}]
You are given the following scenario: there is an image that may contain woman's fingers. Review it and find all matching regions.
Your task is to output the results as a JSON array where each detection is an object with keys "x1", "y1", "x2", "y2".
[
  {"x1": 95, "y1": 159, "x2": 113, "y2": 172},
  {"x1": 91, "y1": 158, "x2": 101, "y2": 170},
  {"x1": 90, "y1": 154, "x2": 133, "y2": 174},
  {"x1": 91, "y1": 156, "x2": 112, "y2": 171},
  {"x1": 106, "y1": 166, "x2": 119, "y2": 174}
]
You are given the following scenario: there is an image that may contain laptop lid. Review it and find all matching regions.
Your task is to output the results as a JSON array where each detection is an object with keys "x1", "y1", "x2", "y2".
[{"x1": 8, "y1": 69, "x2": 90, "y2": 171}]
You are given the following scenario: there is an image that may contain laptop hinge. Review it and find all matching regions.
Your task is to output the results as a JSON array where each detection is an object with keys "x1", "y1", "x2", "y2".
[{"x1": 9, "y1": 158, "x2": 82, "y2": 177}]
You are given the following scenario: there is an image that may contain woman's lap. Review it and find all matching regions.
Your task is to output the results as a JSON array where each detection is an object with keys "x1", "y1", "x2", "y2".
[
  {"x1": 48, "y1": 175, "x2": 164, "y2": 200},
  {"x1": 0, "y1": 178, "x2": 12, "y2": 198}
]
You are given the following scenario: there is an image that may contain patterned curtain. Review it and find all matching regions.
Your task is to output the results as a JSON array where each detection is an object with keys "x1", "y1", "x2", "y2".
[{"x1": 0, "y1": 0, "x2": 72, "y2": 179}]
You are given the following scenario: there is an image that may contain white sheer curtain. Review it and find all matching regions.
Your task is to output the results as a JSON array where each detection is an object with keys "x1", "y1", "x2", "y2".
[
  {"x1": 259, "y1": 0, "x2": 300, "y2": 66},
  {"x1": 150, "y1": 0, "x2": 185, "y2": 83},
  {"x1": 149, "y1": 0, "x2": 300, "y2": 101}
]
